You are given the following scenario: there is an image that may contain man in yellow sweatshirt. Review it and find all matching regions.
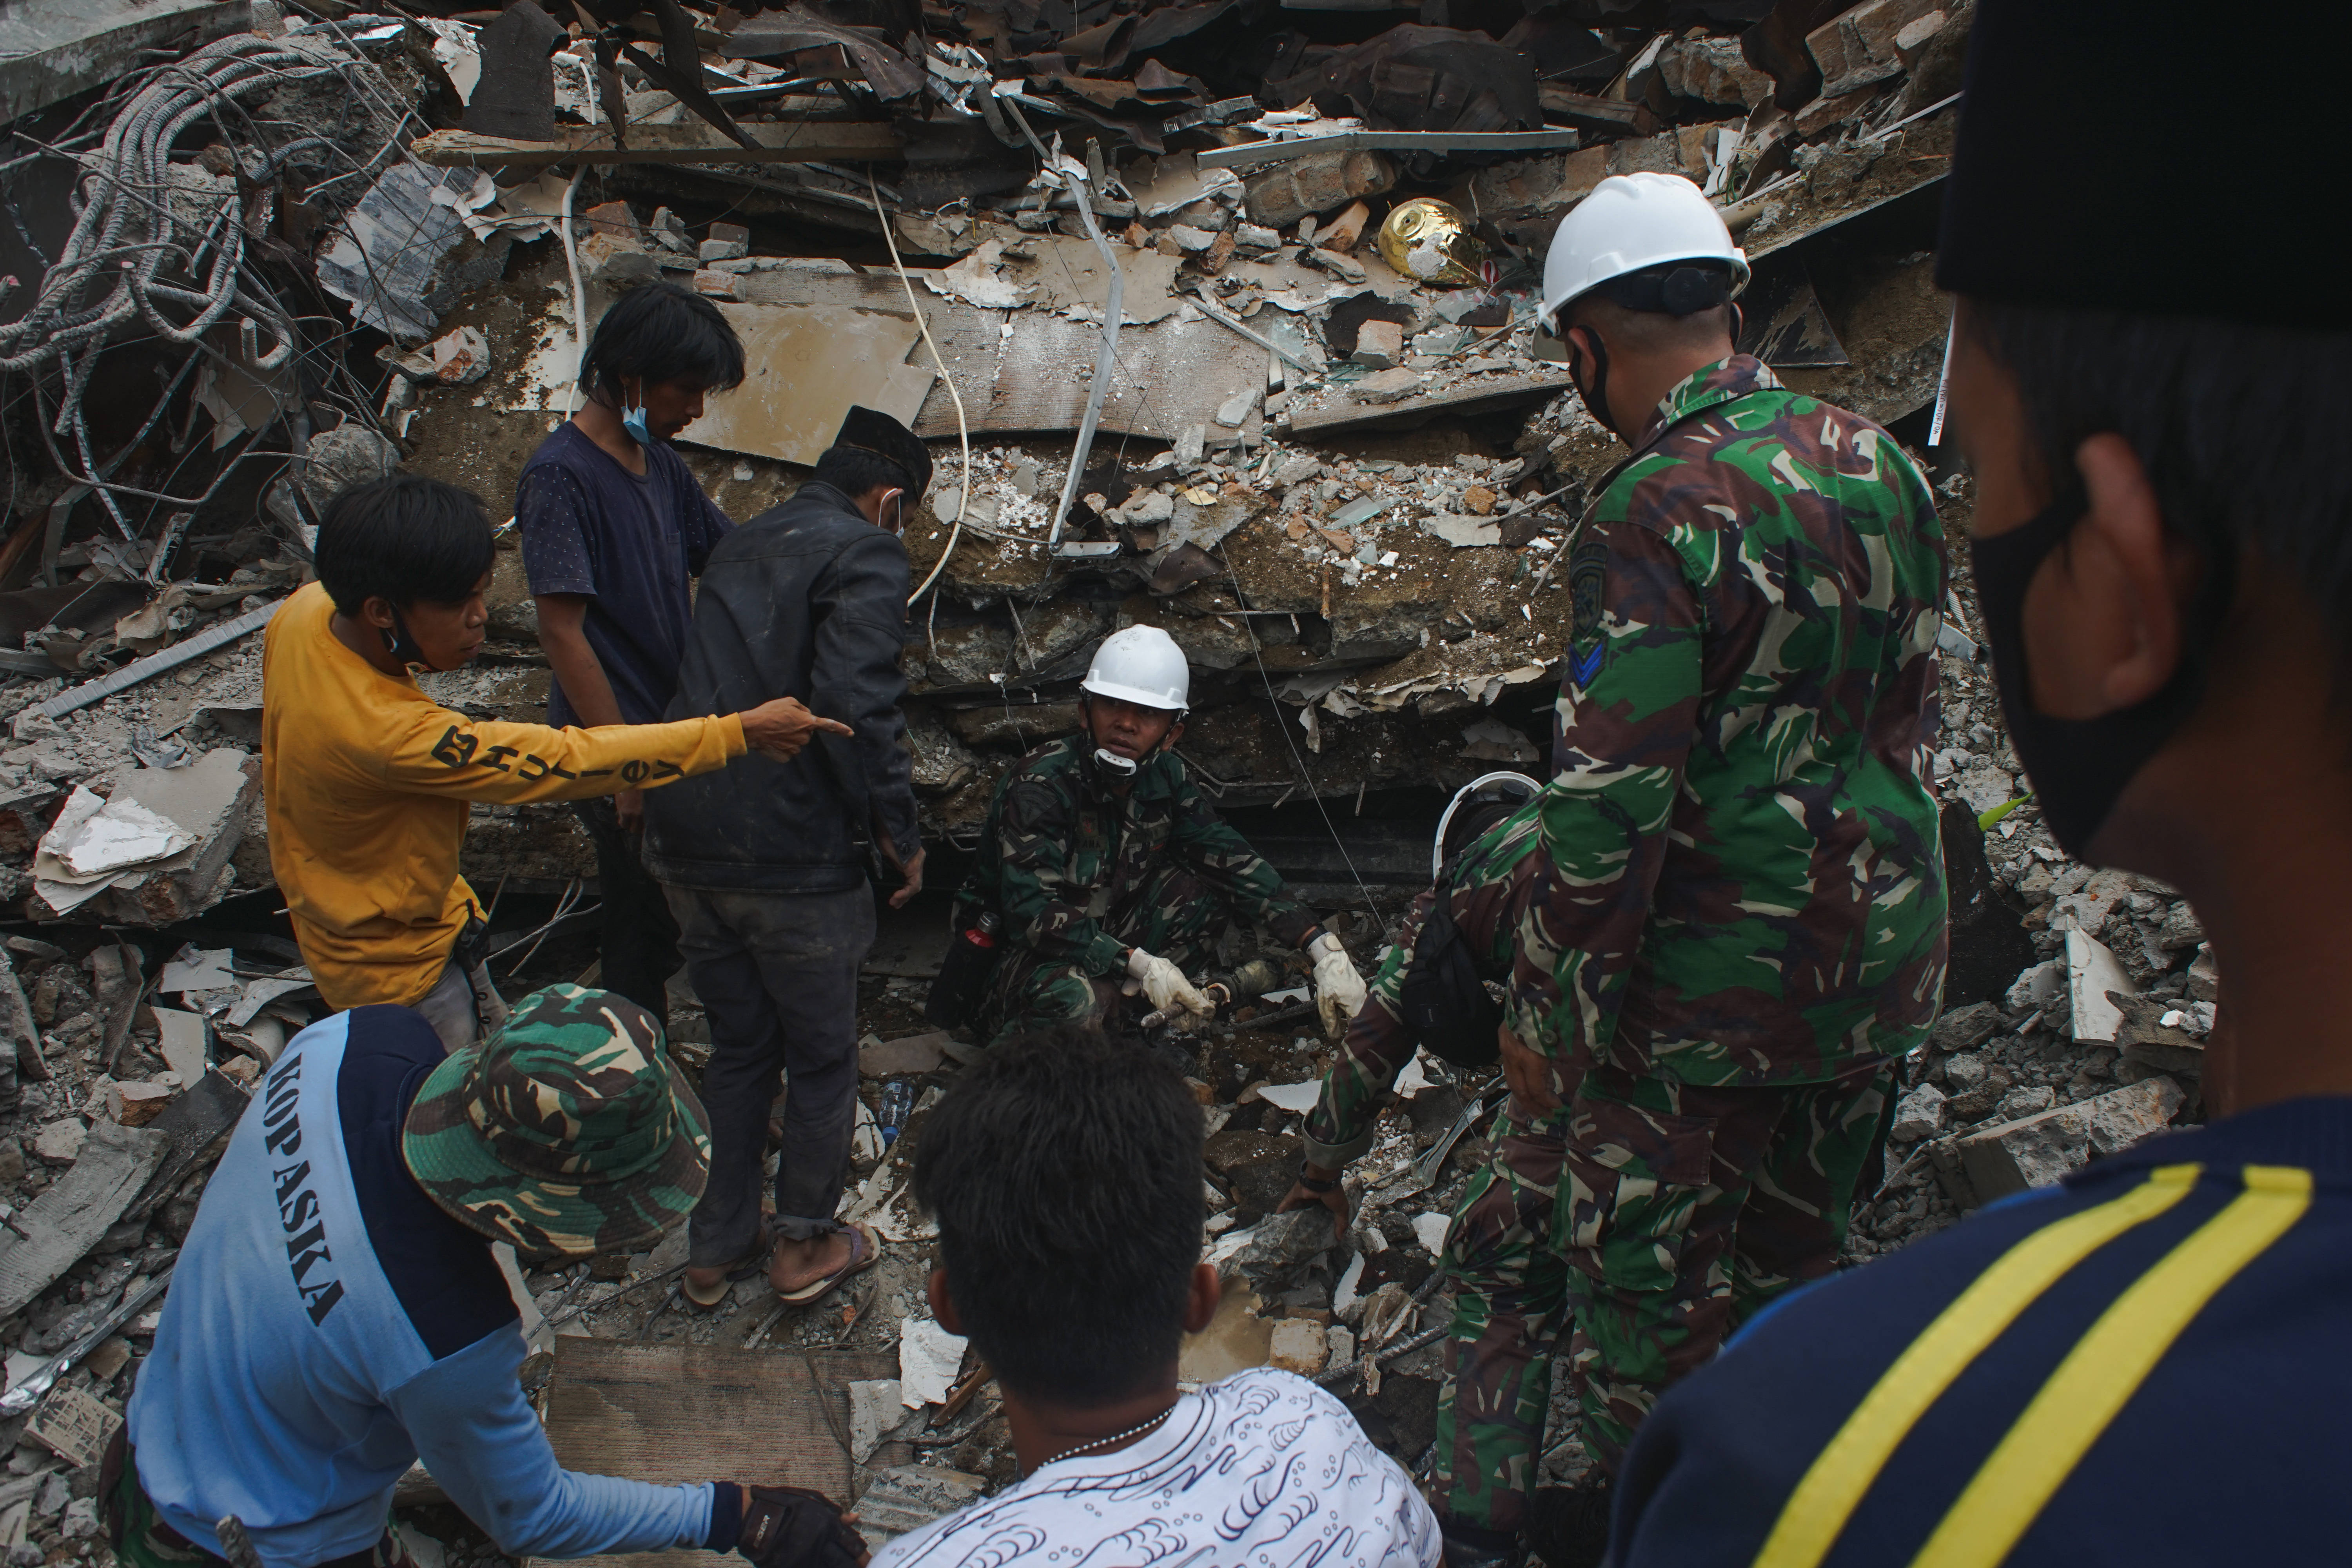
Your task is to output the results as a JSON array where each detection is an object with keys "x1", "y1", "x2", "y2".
[{"x1": 263, "y1": 473, "x2": 845, "y2": 1051}]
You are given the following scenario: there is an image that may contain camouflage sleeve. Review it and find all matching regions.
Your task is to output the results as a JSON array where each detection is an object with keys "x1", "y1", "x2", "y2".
[
  {"x1": 1169, "y1": 778, "x2": 1318, "y2": 947},
  {"x1": 991, "y1": 776, "x2": 1128, "y2": 977},
  {"x1": 1509, "y1": 519, "x2": 1701, "y2": 1065},
  {"x1": 1303, "y1": 891, "x2": 1431, "y2": 1166}
]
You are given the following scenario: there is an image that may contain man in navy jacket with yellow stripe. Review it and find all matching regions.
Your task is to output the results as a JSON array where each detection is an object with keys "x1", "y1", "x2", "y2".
[{"x1": 1605, "y1": 4, "x2": 2352, "y2": 1564}]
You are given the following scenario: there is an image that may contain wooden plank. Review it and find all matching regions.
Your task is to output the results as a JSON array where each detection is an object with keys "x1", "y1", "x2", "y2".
[
  {"x1": 540, "y1": 1338, "x2": 897, "y2": 1509},
  {"x1": 410, "y1": 122, "x2": 903, "y2": 170},
  {"x1": 0, "y1": 1120, "x2": 168, "y2": 1318},
  {"x1": 1197, "y1": 128, "x2": 1581, "y2": 172},
  {"x1": 1286, "y1": 372, "x2": 1573, "y2": 439},
  {"x1": 1536, "y1": 85, "x2": 1645, "y2": 129}
]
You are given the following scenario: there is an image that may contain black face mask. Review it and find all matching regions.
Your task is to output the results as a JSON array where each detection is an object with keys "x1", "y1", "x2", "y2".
[
  {"x1": 381, "y1": 606, "x2": 439, "y2": 672},
  {"x1": 1969, "y1": 490, "x2": 2230, "y2": 858}
]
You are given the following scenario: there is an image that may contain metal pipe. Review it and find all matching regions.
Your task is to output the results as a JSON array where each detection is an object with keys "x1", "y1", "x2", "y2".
[{"x1": 1047, "y1": 167, "x2": 1120, "y2": 548}]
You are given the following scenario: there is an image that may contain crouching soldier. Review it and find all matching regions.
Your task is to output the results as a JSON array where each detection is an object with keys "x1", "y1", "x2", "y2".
[
  {"x1": 1275, "y1": 773, "x2": 1585, "y2": 1565},
  {"x1": 113, "y1": 985, "x2": 864, "y2": 1568},
  {"x1": 944, "y1": 626, "x2": 1367, "y2": 1045}
]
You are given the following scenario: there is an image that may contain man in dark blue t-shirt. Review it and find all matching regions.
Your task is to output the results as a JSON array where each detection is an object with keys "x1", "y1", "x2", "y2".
[
  {"x1": 520, "y1": 279, "x2": 743, "y2": 1019},
  {"x1": 1602, "y1": 5, "x2": 2352, "y2": 1565}
]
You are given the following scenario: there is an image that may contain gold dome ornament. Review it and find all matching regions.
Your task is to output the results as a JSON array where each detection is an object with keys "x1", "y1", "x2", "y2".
[{"x1": 1377, "y1": 198, "x2": 1487, "y2": 287}]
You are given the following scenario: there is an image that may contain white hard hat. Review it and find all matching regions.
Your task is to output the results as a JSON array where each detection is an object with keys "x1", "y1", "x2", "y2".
[
  {"x1": 1540, "y1": 172, "x2": 1749, "y2": 332},
  {"x1": 1433, "y1": 771, "x2": 1540, "y2": 879},
  {"x1": 1082, "y1": 625, "x2": 1190, "y2": 711}
]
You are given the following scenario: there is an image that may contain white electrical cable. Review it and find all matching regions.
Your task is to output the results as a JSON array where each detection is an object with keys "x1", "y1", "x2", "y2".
[
  {"x1": 559, "y1": 166, "x2": 589, "y2": 414},
  {"x1": 870, "y1": 174, "x2": 971, "y2": 607}
]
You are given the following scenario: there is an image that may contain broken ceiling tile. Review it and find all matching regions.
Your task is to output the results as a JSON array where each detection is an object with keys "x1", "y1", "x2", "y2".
[
  {"x1": 926, "y1": 241, "x2": 1030, "y2": 310},
  {"x1": 897, "y1": 1315, "x2": 968, "y2": 1408}
]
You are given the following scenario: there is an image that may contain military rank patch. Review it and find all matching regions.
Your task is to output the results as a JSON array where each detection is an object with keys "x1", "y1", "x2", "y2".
[{"x1": 1566, "y1": 539, "x2": 1609, "y2": 687}]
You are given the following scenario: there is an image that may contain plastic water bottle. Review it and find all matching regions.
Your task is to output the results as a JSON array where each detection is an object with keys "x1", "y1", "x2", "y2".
[{"x1": 878, "y1": 1080, "x2": 915, "y2": 1146}]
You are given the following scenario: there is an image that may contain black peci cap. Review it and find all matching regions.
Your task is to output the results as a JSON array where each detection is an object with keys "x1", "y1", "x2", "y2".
[
  {"x1": 831, "y1": 405, "x2": 933, "y2": 497},
  {"x1": 1935, "y1": 0, "x2": 2337, "y2": 326}
]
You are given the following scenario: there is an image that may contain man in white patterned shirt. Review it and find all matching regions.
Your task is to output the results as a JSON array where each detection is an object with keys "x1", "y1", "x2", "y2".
[{"x1": 880, "y1": 1026, "x2": 1439, "y2": 1567}]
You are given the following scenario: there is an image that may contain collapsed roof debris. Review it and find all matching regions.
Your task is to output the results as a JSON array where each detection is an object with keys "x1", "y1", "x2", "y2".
[{"x1": 0, "y1": 0, "x2": 2207, "y2": 1553}]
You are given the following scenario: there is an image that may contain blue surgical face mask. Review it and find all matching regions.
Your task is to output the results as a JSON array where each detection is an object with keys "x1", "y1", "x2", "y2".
[{"x1": 621, "y1": 382, "x2": 652, "y2": 446}]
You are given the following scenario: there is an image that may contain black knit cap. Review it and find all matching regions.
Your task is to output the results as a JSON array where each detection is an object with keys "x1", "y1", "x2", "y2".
[
  {"x1": 1936, "y1": 0, "x2": 2333, "y2": 325},
  {"x1": 831, "y1": 405, "x2": 933, "y2": 497}
]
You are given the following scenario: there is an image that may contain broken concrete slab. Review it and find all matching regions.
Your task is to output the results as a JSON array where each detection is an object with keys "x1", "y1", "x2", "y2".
[
  {"x1": 860, "y1": 1031, "x2": 949, "y2": 1079},
  {"x1": 682, "y1": 305, "x2": 933, "y2": 467},
  {"x1": 1931, "y1": 999, "x2": 2005, "y2": 1053},
  {"x1": 849, "y1": 1379, "x2": 905, "y2": 1463},
  {"x1": 79, "y1": 749, "x2": 263, "y2": 925},
  {"x1": 1953, "y1": 1076, "x2": 2185, "y2": 1205},
  {"x1": 1206, "y1": 1128, "x2": 1307, "y2": 1214},
  {"x1": 0, "y1": 1119, "x2": 169, "y2": 1317},
  {"x1": 1808, "y1": 0, "x2": 1943, "y2": 97},
  {"x1": 1890, "y1": 1082, "x2": 1945, "y2": 1142},
  {"x1": 1289, "y1": 372, "x2": 1573, "y2": 437},
  {"x1": 2065, "y1": 929, "x2": 2134, "y2": 1044},
  {"x1": 1422, "y1": 515, "x2": 1501, "y2": 549},
  {"x1": 0, "y1": 0, "x2": 255, "y2": 125},
  {"x1": 1210, "y1": 1207, "x2": 1337, "y2": 1300},
  {"x1": 1267, "y1": 1318, "x2": 1328, "y2": 1376},
  {"x1": 29, "y1": 1118, "x2": 85, "y2": 1167},
  {"x1": 1349, "y1": 368, "x2": 1425, "y2": 405}
]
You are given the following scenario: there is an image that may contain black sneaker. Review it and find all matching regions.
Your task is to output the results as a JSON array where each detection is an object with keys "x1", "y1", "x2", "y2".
[{"x1": 1526, "y1": 1480, "x2": 1612, "y2": 1568}]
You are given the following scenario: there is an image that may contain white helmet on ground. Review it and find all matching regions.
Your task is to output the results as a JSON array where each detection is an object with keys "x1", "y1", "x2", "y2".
[
  {"x1": 1540, "y1": 171, "x2": 1750, "y2": 334},
  {"x1": 1082, "y1": 625, "x2": 1190, "y2": 713}
]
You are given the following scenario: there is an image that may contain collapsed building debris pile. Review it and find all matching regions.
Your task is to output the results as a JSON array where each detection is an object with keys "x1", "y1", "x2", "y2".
[{"x1": 0, "y1": 0, "x2": 2211, "y2": 1554}]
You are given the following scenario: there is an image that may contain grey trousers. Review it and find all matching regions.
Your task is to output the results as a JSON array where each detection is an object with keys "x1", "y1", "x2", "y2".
[
  {"x1": 664, "y1": 883, "x2": 875, "y2": 1265},
  {"x1": 412, "y1": 958, "x2": 510, "y2": 1055}
]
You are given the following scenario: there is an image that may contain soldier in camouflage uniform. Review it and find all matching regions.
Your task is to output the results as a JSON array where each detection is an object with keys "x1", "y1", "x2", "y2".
[
  {"x1": 953, "y1": 626, "x2": 1367, "y2": 1044},
  {"x1": 1392, "y1": 171, "x2": 1947, "y2": 1568},
  {"x1": 1476, "y1": 171, "x2": 1945, "y2": 1561},
  {"x1": 1278, "y1": 779, "x2": 1589, "y2": 1548}
]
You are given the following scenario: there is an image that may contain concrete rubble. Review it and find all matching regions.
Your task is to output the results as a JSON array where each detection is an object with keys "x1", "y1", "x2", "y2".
[{"x1": 0, "y1": 0, "x2": 2215, "y2": 1557}]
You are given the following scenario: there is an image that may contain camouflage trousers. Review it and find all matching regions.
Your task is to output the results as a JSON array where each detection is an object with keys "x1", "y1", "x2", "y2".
[
  {"x1": 980, "y1": 864, "x2": 1221, "y2": 1045},
  {"x1": 1430, "y1": 1057, "x2": 1888, "y2": 1532}
]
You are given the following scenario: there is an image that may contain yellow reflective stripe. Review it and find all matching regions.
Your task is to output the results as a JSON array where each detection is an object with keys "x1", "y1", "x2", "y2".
[
  {"x1": 1910, "y1": 1164, "x2": 2313, "y2": 1568},
  {"x1": 1751, "y1": 1163, "x2": 2203, "y2": 1568}
]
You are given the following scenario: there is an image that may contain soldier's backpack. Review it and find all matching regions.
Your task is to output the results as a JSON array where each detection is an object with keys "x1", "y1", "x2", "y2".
[{"x1": 1397, "y1": 890, "x2": 1502, "y2": 1068}]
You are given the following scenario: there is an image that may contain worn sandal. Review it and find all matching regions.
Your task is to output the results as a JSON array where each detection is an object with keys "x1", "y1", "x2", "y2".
[
  {"x1": 682, "y1": 1224, "x2": 774, "y2": 1310},
  {"x1": 773, "y1": 1221, "x2": 881, "y2": 1307}
]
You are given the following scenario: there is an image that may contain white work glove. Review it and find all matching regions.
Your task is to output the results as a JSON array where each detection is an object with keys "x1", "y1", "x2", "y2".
[
  {"x1": 1127, "y1": 947, "x2": 1212, "y2": 1018},
  {"x1": 1309, "y1": 931, "x2": 1368, "y2": 1036}
]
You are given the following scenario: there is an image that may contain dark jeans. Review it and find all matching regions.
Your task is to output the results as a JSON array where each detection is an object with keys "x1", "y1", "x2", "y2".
[
  {"x1": 575, "y1": 798, "x2": 683, "y2": 1019},
  {"x1": 664, "y1": 882, "x2": 875, "y2": 1263}
]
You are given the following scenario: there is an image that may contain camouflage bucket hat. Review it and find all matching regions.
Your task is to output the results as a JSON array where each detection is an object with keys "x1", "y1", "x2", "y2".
[{"x1": 402, "y1": 983, "x2": 711, "y2": 1258}]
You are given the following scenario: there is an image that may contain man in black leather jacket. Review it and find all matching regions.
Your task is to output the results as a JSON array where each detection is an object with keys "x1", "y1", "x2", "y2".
[{"x1": 643, "y1": 406, "x2": 927, "y2": 1310}]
